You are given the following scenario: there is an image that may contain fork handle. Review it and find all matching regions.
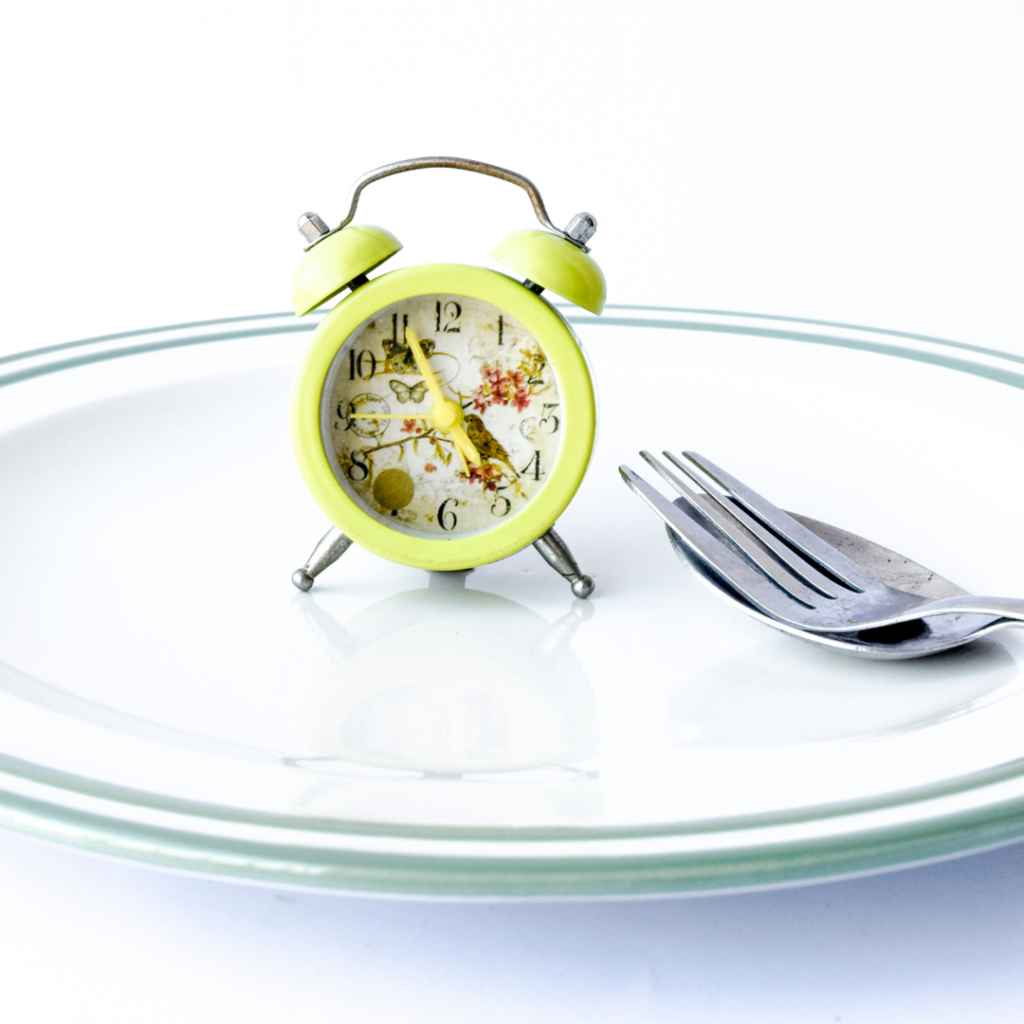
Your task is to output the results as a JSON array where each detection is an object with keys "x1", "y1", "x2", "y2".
[
  {"x1": 823, "y1": 594, "x2": 1024, "y2": 633},
  {"x1": 912, "y1": 596, "x2": 1024, "y2": 623}
]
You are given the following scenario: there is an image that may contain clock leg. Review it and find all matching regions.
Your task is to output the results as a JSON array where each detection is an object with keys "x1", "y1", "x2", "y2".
[
  {"x1": 291, "y1": 526, "x2": 354, "y2": 591},
  {"x1": 533, "y1": 527, "x2": 595, "y2": 599}
]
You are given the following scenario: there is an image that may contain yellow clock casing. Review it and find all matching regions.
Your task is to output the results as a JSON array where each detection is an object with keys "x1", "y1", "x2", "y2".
[{"x1": 288, "y1": 157, "x2": 605, "y2": 596}]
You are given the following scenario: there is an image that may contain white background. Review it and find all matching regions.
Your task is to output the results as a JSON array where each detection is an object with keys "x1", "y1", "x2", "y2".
[
  {"x1": 3, "y1": 1, "x2": 1024, "y2": 355},
  {"x1": 3, "y1": 1, "x2": 1024, "y2": 1020}
]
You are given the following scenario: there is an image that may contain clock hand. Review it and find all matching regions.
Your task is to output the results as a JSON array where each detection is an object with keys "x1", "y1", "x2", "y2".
[
  {"x1": 404, "y1": 327, "x2": 448, "y2": 408},
  {"x1": 449, "y1": 423, "x2": 481, "y2": 472},
  {"x1": 351, "y1": 413, "x2": 427, "y2": 420},
  {"x1": 404, "y1": 328, "x2": 482, "y2": 464},
  {"x1": 452, "y1": 437, "x2": 470, "y2": 476}
]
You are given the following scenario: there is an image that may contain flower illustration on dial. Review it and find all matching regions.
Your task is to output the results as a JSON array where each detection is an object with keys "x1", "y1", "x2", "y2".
[{"x1": 327, "y1": 294, "x2": 562, "y2": 536}]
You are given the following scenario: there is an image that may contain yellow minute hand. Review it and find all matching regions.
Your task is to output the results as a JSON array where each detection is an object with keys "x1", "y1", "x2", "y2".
[
  {"x1": 404, "y1": 327, "x2": 448, "y2": 407},
  {"x1": 404, "y1": 328, "x2": 481, "y2": 465}
]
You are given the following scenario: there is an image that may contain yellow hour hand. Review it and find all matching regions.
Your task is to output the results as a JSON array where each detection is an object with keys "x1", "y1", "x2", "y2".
[
  {"x1": 451, "y1": 436, "x2": 470, "y2": 477},
  {"x1": 449, "y1": 422, "x2": 481, "y2": 467}
]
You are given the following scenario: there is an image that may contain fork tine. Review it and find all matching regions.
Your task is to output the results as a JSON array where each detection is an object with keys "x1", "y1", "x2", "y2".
[
  {"x1": 619, "y1": 465, "x2": 811, "y2": 616},
  {"x1": 638, "y1": 451, "x2": 828, "y2": 607},
  {"x1": 660, "y1": 450, "x2": 838, "y2": 598},
  {"x1": 682, "y1": 451, "x2": 872, "y2": 592}
]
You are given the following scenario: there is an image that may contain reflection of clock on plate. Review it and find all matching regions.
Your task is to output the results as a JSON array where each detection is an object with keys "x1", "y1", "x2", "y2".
[
  {"x1": 292, "y1": 578, "x2": 599, "y2": 780},
  {"x1": 288, "y1": 157, "x2": 605, "y2": 597}
]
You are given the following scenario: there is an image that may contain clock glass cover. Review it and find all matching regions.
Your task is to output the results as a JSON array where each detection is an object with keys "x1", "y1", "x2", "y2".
[{"x1": 322, "y1": 294, "x2": 563, "y2": 537}]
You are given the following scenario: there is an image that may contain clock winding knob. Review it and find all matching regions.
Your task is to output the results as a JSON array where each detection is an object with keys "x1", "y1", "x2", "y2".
[
  {"x1": 297, "y1": 211, "x2": 330, "y2": 246},
  {"x1": 564, "y1": 212, "x2": 597, "y2": 247}
]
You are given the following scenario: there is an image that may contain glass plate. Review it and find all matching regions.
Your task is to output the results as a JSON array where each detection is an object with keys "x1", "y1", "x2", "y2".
[{"x1": 3, "y1": 306, "x2": 1024, "y2": 897}]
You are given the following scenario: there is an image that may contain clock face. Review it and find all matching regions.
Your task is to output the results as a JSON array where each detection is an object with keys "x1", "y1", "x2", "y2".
[{"x1": 321, "y1": 293, "x2": 563, "y2": 537}]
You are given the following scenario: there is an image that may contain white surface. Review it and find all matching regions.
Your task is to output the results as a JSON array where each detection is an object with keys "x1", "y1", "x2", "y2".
[
  {"x1": 3, "y1": 0, "x2": 1024, "y2": 1017},
  {"x1": 3, "y1": 827, "x2": 1024, "y2": 1023}
]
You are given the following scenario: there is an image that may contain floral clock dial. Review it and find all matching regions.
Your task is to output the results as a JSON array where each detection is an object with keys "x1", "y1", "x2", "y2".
[{"x1": 326, "y1": 294, "x2": 562, "y2": 537}]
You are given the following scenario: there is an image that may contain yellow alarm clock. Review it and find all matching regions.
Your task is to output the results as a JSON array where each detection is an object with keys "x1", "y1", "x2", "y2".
[{"x1": 288, "y1": 157, "x2": 605, "y2": 597}]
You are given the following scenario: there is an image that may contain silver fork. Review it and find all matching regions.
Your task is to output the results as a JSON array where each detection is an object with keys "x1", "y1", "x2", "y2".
[{"x1": 620, "y1": 450, "x2": 1024, "y2": 634}]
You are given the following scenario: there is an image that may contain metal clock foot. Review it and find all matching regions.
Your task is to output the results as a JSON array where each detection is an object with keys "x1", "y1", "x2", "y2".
[
  {"x1": 533, "y1": 527, "x2": 595, "y2": 599},
  {"x1": 291, "y1": 527, "x2": 353, "y2": 591}
]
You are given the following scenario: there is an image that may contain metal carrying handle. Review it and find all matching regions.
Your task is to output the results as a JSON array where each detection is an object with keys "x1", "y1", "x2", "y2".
[{"x1": 325, "y1": 156, "x2": 586, "y2": 250}]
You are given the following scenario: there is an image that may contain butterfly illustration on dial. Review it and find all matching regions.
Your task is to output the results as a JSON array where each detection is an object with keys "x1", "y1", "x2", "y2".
[{"x1": 389, "y1": 379, "x2": 428, "y2": 404}]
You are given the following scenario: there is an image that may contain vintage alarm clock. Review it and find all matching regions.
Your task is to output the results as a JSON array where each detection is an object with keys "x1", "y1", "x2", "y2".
[{"x1": 288, "y1": 157, "x2": 605, "y2": 596}]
